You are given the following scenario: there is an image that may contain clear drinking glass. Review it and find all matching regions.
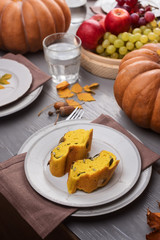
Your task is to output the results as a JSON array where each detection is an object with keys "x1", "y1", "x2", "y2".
[
  {"x1": 43, "y1": 33, "x2": 81, "y2": 84},
  {"x1": 66, "y1": 0, "x2": 87, "y2": 24}
]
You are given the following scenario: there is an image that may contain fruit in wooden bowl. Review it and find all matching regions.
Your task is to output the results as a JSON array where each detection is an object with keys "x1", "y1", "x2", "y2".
[
  {"x1": 105, "y1": 8, "x2": 131, "y2": 35},
  {"x1": 114, "y1": 43, "x2": 160, "y2": 133},
  {"x1": 77, "y1": 0, "x2": 160, "y2": 79},
  {"x1": 0, "y1": 0, "x2": 71, "y2": 54},
  {"x1": 76, "y1": 14, "x2": 106, "y2": 50}
]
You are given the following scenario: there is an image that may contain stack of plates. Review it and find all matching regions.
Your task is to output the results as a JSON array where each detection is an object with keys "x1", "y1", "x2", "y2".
[
  {"x1": 95, "y1": 0, "x2": 160, "y2": 17},
  {"x1": 18, "y1": 120, "x2": 152, "y2": 217},
  {"x1": 0, "y1": 59, "x2": 42, "y2": 117}
]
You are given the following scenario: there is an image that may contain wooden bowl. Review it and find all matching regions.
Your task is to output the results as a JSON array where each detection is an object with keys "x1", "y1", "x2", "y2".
[{"x1": 81, "y1": 47, "x2": 121, "y2": 80}]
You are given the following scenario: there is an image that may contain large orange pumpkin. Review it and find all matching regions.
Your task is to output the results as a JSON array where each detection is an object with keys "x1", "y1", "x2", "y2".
[
  {"x1": 114, "y1": 43, "x2": 160, "y2": 134},
  {"x1": 0, "y1": 0, "x2": 71, "y2": 54}
]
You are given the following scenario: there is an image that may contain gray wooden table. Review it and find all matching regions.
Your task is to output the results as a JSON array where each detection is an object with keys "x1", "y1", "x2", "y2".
[{"x1": 0, "y1": 1, "x2": 160, "y2": 240}]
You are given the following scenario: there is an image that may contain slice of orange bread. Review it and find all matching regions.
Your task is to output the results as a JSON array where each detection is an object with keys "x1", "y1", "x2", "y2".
[
  {"x1": 49, "y1": 129, "x2": 93, "y2": 177},
  {"x1": 67, "y1": 150, "x2": 120, "y2": 194}
]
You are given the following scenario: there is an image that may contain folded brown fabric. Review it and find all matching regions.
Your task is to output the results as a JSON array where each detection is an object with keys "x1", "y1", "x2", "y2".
[
  {"x1": 90, "y1": 6, "x2": 106, "y2": 14},
  {"x1": 0, "y1": 114, "x2": 159, "y2": 239},
  {"x1": 0, "y1": 153, "x2": 77, "y2": 239},
  {"x1": 2, "y1": 53, "x2": 51, "y2": 94}
]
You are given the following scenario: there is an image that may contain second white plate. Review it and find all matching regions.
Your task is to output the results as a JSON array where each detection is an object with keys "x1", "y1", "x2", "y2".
[
  {"x1": 0, "y1": 86, "x2": 43, "y2": 117},
  {"x1": 0, "y1": 59, "x2": 32, "y2": 107},
  {"x1": 65, "y1": 0, "x2": 87, "y2": 8},
  {"x1": 21, "y1": 120, "x2": 141, "y2": 208}
]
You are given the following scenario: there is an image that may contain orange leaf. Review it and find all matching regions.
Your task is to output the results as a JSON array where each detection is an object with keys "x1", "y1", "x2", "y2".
[
  {"x1": 146, "y1": 209, "x2": 160, "y2": 240},
  {"x1": 83, "y1": 85, "x2": 93, "y2": 93},
  {"x1": 0, "y1": 85, "x2": 5, "y2": 89},
  {"x1": 58, "y1": 88, "x2": 74, "y2": 98},
  {"x1": 66, "y1": 99, "x2": 83, "y2": 108},
  {"x1": 88, "y1": 83, "x2": 99, "y2": 88},
  {"x1": 77, "y1": 92, "x2": 95, "y2": 102},
  {"x1": 71, "y1": 83, "x2": 83, "y2": 93},
  {"x1": 83, "y1": 83, "x2": 99, "y2": 93},
  {"x1": 146, "y1": 230, "x2": 160, "y2": 240},
  {"x1": 56, "y1": 81, "x2": 69, "y2": 90},
  {"x1": 147, "y1": 209, "x2": 160, "y2": 230}
]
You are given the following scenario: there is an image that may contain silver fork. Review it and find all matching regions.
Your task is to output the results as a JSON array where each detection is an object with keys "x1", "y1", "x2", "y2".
[{"x1": 66, "y1": 107, "x2": 84, "y2": 120}]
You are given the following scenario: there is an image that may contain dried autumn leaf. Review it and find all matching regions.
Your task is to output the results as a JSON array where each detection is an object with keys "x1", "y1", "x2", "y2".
[
  {"x1": 146, "y1": 209, "x2": 160, "y2": 240},
  {"x1": 147, "y1": 209, "x2": 160, "y2": 230},
  {"x1": 71, "y1": 83, "x2": 83, "y2": 93},
  {"x1": 56, "y1": 81, "x2": 69, "y2": 90},
  {"x1": 0, "y1": 85, "x2": 5, "y2": 89},
  {"x1": 77, "y1": 92, "x2": 95, "y2": 102},
  {"x1": 146, "y1": 230, "x2": 160, "y2": 240},
  {"x1": 0, "y1": 73, "x2": 12, "y2": 85},
  {"x1": 83, "y1": 85, "x2": 94, "y2": 93},
  {"x1": 1, "y1": 73, "x2": 12, "y2": 80},
  {"x1": 83, "y1": 83, "x2": 99, "y2": 93},
  {"x1": 58, "y1": 88, "x2": 74, "y2": 98},
  {"x1": 66, "y1": 99, "x2": 83, "y2": 108},
  {"x1": 88, "y1": 83, "x2": 99, "y2": 88}
]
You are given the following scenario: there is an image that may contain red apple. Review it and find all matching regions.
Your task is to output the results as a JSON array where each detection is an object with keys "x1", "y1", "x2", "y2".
[
  {"x1": 90, "y1": 14, "x2": 106, "y2": 31},
  {"x1": 76, "y1": 16, "x2": 106, "y2": 50},
  {"x1": 105, "y1": 8, "x2": 131, "y2": 35}
]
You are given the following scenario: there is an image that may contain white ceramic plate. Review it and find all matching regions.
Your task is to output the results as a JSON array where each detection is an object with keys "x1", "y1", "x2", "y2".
[
  {"x1": 0, "y1": 86, "x2": 43, "y2": 117},
  {"x1": 98, "y1": 0, "x2": 160, "y2": 17},
  {"x1": 0, "y1": 59, "x2": 32, "y2": 107},
  {"x1": 20, "y1": 120, "x2": 141, "y2": 208},
  {"x1": 18, "y1": 120, "x2": 151, "y2": 216},
  {"x1": 94, "y1": 0, "x2": 117, "y2": 13},
  {"x1": 65, "y1": 0, "x2": 87, "y2": 8},
  {"x1": 101, "y1": 0, "x2": 117, "y2": 13},
  {"x1": 73, "y1": 166, "x2": 152, "y2": 216}
]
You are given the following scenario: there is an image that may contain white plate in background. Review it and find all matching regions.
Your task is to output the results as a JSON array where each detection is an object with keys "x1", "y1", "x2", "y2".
[
  {"x1": 66, "y1": 0, "x2": 87, "y2": 8},
  {"x1": 0, "y1": 86, "x2": 43, "y2": 117},
  {"x1": 0, "y1": 59, "x2": 32, "y2": 107},
  {"x1": 96, "y1": 0, "x2": 160, "y2": 17}
]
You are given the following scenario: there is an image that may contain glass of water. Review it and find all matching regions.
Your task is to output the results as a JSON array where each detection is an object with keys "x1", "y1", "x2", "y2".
[{"x1": 43, "y1": 33, "x2": 81, "y2": 84}]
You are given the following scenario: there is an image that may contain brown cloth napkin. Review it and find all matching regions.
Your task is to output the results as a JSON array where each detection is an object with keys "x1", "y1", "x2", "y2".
[
  {"x1": 0, "y1": 114, "x2": 159, "y2": 239},
  {"x1": 3, "y1": 53, "x2": 51, "y2": 94},
  {"x1": 90, "y1": 6, "x2": 106, "y2": 14},
  {"x1": 0, "y1": 153, "x2": 77, "y2": 239}
]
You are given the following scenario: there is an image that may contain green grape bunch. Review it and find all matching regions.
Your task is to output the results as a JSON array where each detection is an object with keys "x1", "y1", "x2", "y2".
[{"x1": 96, "y1": 20, "x2": 160, "y2": 59}]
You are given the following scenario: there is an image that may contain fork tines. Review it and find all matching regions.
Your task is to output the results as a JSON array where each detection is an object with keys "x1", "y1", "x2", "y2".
[{"x1": 66, "y1": 107, "x2": 84, "y2": 120}]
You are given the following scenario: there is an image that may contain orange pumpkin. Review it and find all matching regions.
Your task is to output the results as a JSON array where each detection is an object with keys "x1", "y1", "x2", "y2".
[
  {"x1": 114, "y1": 43, "x2": 160, "y2": 134},
  {"x1": 0, "y1": 0, "x2": 71, "y2": 54}
]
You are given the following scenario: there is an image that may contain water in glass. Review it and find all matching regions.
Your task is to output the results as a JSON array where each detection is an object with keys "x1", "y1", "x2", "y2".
[
  {"x1": 45, "y1": 42, "x2": 80, "y2": 84},
  {"x1": 43, "y1": 33, "x2": 81, "y2": 84}
]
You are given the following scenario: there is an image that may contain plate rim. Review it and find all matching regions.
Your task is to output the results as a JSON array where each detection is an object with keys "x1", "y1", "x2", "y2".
[
  {"x1": 72, "y1": 166, "x2": 152, "y2": 217},
  {"x1": 20, "y1": 120, "x2": 141, "y2": 208},
  {"x1": 0, "y1": 86, "x2": 43, "y2": 117},
  {"x1": 18, "y1": 119, "x2": 152, "y2": 216},
  {"x1": 65, "y1": 0, "x2": 87, "y2": 8},
  {"x1": 0, "y1": 58, "x2": 32, "y2": 107}
]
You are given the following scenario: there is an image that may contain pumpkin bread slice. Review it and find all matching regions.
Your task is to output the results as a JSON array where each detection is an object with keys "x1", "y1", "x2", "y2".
[
  {"x1": 67, "y1": 150, "x2": 120, "y2": 194},
  {"x1": 49, "y1": 129, "x2": 93, "y2": 177}
]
